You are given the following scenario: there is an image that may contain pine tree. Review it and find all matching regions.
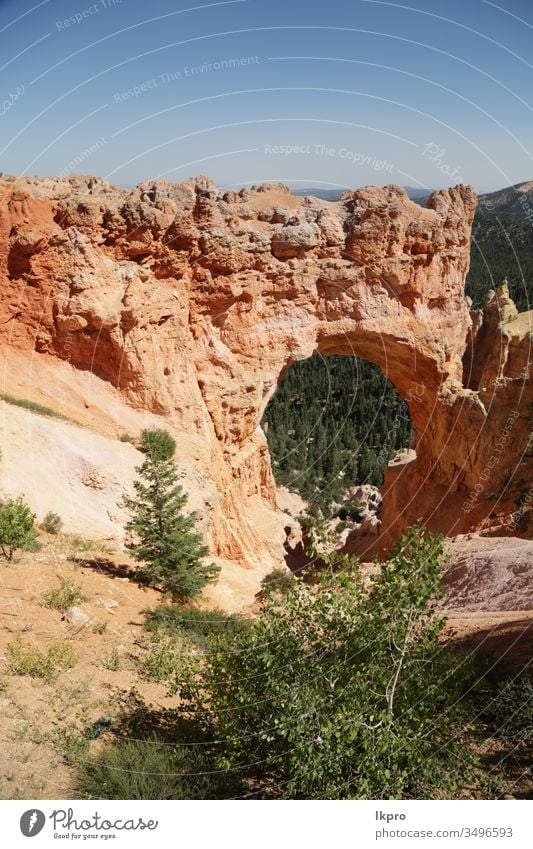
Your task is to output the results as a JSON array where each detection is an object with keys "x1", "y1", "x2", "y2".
[{"x1": 124, "y1": 440, "x2": 219, "y2": 602}]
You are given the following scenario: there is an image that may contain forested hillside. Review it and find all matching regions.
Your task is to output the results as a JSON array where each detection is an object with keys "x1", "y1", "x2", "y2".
[
  {"x1": 478, "y1": 180, "x2": 533, "y2": 217},
  {"x1": 466, "y1": 211, "x2": 533, "y2": 311},
  {"x1": 262, "y1": 355, "x2": 412, "y2": 510}
]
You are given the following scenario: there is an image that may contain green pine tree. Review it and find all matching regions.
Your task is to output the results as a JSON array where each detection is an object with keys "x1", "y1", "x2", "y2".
[{"x1": 124, "y1": 443, "x2": 219, "y2": 602}]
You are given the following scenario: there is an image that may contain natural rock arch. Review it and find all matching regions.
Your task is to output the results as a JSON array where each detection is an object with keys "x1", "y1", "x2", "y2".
[{"x1": 0, "y1": 175, "x2": 531, "y2": 587}]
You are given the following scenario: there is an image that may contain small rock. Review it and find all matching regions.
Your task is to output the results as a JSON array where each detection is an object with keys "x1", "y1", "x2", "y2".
[
  {"x1": 103, "y1": 599, "x2": 119, "y2": 612},
  {"x1": 0, "y1": 698, "x2": 11, "y2": 708},
  {"x1": 65, "y1": 606, "x2": 91, "y2": 626},
  {"x1": 271, "y1": 222, "x2": 322, "y2": 258}
]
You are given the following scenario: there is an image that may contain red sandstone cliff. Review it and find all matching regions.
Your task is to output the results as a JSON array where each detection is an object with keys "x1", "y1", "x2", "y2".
[{"x1": 0, "y1": 174, "x2": 530, "y2": 577}]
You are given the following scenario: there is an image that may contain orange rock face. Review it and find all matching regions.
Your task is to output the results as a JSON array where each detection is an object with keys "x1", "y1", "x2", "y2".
[{"x1": 0, "y1": 174, "x2": 530, "y2": 573}]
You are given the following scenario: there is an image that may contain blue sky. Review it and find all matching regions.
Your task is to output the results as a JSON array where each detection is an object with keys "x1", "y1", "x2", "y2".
[{"x1": 1, "y1": 0, "x2": 532, "y2": 192}]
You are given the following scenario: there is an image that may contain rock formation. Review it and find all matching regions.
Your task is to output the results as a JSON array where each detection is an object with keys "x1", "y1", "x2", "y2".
[{"x1": 0, "y1": 174, "x2": 531, "y2": 590}]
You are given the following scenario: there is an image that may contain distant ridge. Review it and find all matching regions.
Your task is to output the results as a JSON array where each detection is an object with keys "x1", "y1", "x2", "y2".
[
  {"x1": 291, "y1": 186, "x2": 433, "y2": 202},
  {"x1": 118, "y1": 181, "x2": 435, "y2": 202},
  {"x1": 478, "y1": 180, "x2": 533, "y2": 216},
  {"x1": 291, "y1": 187, "x2": 348, "y2": 200}
]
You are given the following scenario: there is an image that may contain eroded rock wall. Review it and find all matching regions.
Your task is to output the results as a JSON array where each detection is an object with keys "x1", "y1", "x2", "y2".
[{"x1": 0, "y1": 174, "x2": 530, "y2": 576}]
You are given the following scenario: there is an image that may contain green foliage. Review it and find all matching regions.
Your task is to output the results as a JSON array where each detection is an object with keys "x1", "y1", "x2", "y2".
[
  {"x1": 139, "y1": 427, "x2": 176, "y2": 461},
  {"x1": 124, "y1": 448, "x2": 219, "y2": 602},
  {"x1": 54, "y1": 729, "x2": 91, "y2": 768},
  {"x1": 262, "y1": 354, "x2": 412, "y2": 512},
  {"x1": 143, "y1": 604, "x2": 248, "y2": 651},
  {"x1": 179, "y1": 527, "x2": 478, "y2": 799},
  {"x1": 40, "y1": 511, "x2": 63, "y2": 534},
  {"x1": 101, "y1": 648, "x2": 122, "y2": 672},
  {"x1": 23, "y1": 537, "x2": 42, "y2": 552},
  {"x1": 76, "y1": 735, "x2": 241, "y2": 800},
  {"x1": 7, "y1": 638, "x2": 77, "y2": 680},
  {"x1": 0, "y1": 497, "x2": 38, "y2": 561},
  {"x1": 139, "y1": 636, "x2": 190, "y2": 682},
  {"x1": 0, "y1": 393, "x2": 69, "y2": 421},
  {"x1": 92, "y1": 622, "x2": 107, "y2": 634},
  {"x1": 298, "y1": 507, "x2": 333, "y2": 558},
  {"x1": 335, "y1": 494, "x2": 365, "y2": 523},
  {"x1": 118, "y1": 433, "x2": 135, "y2": 444},
  {"x1": 69, "y1": 536, "x2": 94, "y2": 552},
  {"x1": 479, "y1": 674, "x2": 533, "y2": 744},
  {"x1": 42, "y1": 578, "x2": 88, "y2": 613},
  {"x1": 260, "y1": 567, "x2": 296, "y2": 597}
]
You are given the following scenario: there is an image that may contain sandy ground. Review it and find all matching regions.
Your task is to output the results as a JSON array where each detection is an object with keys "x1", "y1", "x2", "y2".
[
  {"x1": 443, "y1": 611, "x2": 532, "y2": 671},
  {"x1": 0, "y1": 528, "x2": 531, "y2": 799},
  {"x1": 0, "y1": 534, "x2": 172, "y2": 799}
]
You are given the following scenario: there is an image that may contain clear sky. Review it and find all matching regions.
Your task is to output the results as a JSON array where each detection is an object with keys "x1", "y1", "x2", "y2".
[{"x1": 1, "y1": 0, "x2": 532, "y2": 192}]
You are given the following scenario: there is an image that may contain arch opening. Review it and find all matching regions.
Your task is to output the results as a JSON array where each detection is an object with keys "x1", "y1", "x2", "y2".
[{"x1": 261, "y1": 353, "x2": 415, "y2": 537}]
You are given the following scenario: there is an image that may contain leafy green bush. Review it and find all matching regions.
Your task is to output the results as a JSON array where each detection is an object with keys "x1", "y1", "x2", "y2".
[
  {"x1": 7, "y1": 638, "x2": 77, "y2": 680},
  {"x1": 260, "y1": 567, "x2": 296, "y2": 597},
  {"x1": 42, "y1": 578, "x2": 88, "y2": 613},
  {"x1": 118, "y1": 433, "x2": 134, "y2": 444},
  {"x1": 143, "y1": 605, "x2": 249, "y2": 651},
  {"x1": 179, "y1": 526, "x2": 478, "y2": 799},
  {"x1": 76, "y1": 735, "x2": 241, "y2": 800},
  {"x1": 41, "y1": 511, "x2": 63, "y2": 534},
  {"x1": 139, "y1": 427, "x2": 176, "y2": 461},
  {"x1": 479, "y1": 675, "x2": 533, "y2": 743},
  {"x1": 0, "y1": 497, "x2": 38, "y2": 560},
  {"x1": 138, "y1": 637, "x2": 190, "y2": 682}
]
